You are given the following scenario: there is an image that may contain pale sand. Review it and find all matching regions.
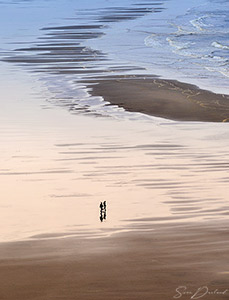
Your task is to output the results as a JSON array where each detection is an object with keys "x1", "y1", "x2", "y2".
[
  {"x1": 0, "y1": 222, "x2": 228, "y2": 300},
  {"x1": 88, "y1": 76, "x2": 229, "y2": 122}
]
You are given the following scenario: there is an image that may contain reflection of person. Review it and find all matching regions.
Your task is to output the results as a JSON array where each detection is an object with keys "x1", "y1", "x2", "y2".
[{"x1": 100, "y1": 213, "x2": 103, "y2": 222}]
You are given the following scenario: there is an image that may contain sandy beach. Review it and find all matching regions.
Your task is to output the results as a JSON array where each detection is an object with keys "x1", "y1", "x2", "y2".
[
  {"x1": 1, "y1": 69, "x2": 229, "y2": 298},
  {"x1": 0, "y1": 0, "x2": 229, "y2": 299},
  {"x1": 0, "y1": 222, "x2": 228, "y2": 300},
  {"x1": 88, "y1": 76, "x2": 229, "y2": 122}
]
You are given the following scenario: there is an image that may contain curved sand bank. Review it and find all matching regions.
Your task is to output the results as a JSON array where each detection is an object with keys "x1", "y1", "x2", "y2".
[{"x1": 88, "y1": 76, "x2": 229, "y2": 122}]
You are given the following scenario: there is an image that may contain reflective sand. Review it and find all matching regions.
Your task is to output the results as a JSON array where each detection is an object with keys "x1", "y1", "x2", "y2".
[{"x1": 1, "y1": 66, "x2": 229, "y2": 242}]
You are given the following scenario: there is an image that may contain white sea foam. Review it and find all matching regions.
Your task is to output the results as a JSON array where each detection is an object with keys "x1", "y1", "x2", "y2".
[
  {"x1": 190, "y1": 15, "x2": 210, "y2": 31},
  {"x1": 212, "y1": 41, "x2": 229, "y2": 50},
  {"x1": 138, "y1": 0, "x2": 229, "y2": 94},
  {"x1": 166, "y1": 38, "x2": 194, "y2": 51},
  {"x1": 144, "y1": 34, "x2": 162, "y2": 47},
  {"x1": 169, "y1": 22, "x2": 197, "y2": 36}
]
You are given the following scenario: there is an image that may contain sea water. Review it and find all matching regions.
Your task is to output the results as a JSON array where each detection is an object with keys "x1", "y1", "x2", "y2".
[
  {"x1": 85, "y1": 0, "x2": 229, "y2": 94},
  {"x1": 0, "y1": 0, "x2": 228, "y2": 105}
]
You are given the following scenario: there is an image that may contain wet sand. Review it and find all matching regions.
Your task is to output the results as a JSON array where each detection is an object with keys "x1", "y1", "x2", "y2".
[
  {"x1": 88, "y1": 76, "x2": 229, "y2": 122},
  {"x1": 1, "y1": 66, "x2": 229, "y2": 300},
  {"x1": 0, "y1": 222, "x2": 228, "y2": 300},
  {"x1": 1, "y1": 1, "x2": 229, "y2": 299}
]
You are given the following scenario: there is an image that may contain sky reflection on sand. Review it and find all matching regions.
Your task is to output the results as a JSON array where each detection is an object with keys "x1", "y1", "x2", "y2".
[
  {"x1": 1, "y1": 66, "x2": 229, "y2": 242},
  {"x1": 0, "y1": 0, "x2": 229, "y2": 242}
]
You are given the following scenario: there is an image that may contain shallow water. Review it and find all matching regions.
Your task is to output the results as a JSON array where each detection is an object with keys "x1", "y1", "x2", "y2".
[
  {"x1": 0, "y1": 0, "x2": 229, "y2": 242},
  {"x1": 1, "y1": 0, "x2": 228, "y2": 96}
]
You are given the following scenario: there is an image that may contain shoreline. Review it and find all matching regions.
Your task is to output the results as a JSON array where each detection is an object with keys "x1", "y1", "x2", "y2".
[
  {"x1": 0, "y1": 221, "x2": 228, "y2": 299},
  {"x1": 87, "y1": 76, "x2": 229, "y2": 122}
]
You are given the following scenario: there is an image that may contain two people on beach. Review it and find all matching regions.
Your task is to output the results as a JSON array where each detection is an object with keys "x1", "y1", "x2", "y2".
[{"x1": 99, "y1": 201, "x2": 107, "y2": 222}]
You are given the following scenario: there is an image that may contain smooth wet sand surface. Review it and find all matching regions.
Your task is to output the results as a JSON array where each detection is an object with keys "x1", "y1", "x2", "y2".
[
  {"x1": 0, "y1": 71, "x2": 229, "y2": 299},
  {"x1": 0, "y1": 1, "x2": 229, "y2": 297},
  {"x1": 1, "y1": 69, "x2": 229, "y2": 239},
  {"x1": 0, "y1": 222, "x2": 228, "y2": 300}
]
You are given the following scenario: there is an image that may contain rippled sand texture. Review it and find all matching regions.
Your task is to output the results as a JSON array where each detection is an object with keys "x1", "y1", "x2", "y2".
[
  {"x1": 0, "y1": 1, "x2": 229, "y2": 299},
  {"x1": 1, "y1": 74, "x2": 229, "y2": 241},
  {"x1": 0, "y1": 0, "x2": 229, "y2": 243}
]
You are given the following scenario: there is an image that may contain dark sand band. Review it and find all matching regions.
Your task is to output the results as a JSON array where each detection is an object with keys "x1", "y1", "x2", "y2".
[{"x1": 88, "y1": 76, "x2": 229, "y2": 122}]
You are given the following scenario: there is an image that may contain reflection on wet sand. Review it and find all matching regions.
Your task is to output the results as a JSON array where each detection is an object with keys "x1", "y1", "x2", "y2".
[
  {"x1": 0, "y1": 0, "x2": 229, "y2": 298},
  {"x1": 1, "y1": 108, "x2": 229, "y2": 241}
]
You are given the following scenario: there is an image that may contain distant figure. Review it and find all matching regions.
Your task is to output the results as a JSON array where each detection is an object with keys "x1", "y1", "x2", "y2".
[
  {"x1": 99, "y1": 201, "x2": 107, "y2": 222},
  {"x1": 99, "y1": 202, "x2": 103, "y2": 210}
]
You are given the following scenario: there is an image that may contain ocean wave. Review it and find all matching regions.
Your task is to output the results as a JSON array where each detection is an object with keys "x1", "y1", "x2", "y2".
[
  {"x1": 166, "y1": 38, "x2": 195, "y2": 51},
  {"x1": 169, "y1": 22, "x2": 197, "y2": 36},
  {"x1": 144, "y1": 34, "x2": 162, "y2": 47},
  {"x1": 190, "y1": 15, "x2": 210, "y2": 32},
  {"x1": 212, "y1": 41, "x2": 229, "y2": 50},
  {"x1": 143, "y1": 0, "x2": 229, "y2": 87},
  {"x1": 202, "y1": 65, "x2": 229, "y2": 78},
  {"x1": 219, "y1": 69, "x2": 229, "y2": 78}
]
